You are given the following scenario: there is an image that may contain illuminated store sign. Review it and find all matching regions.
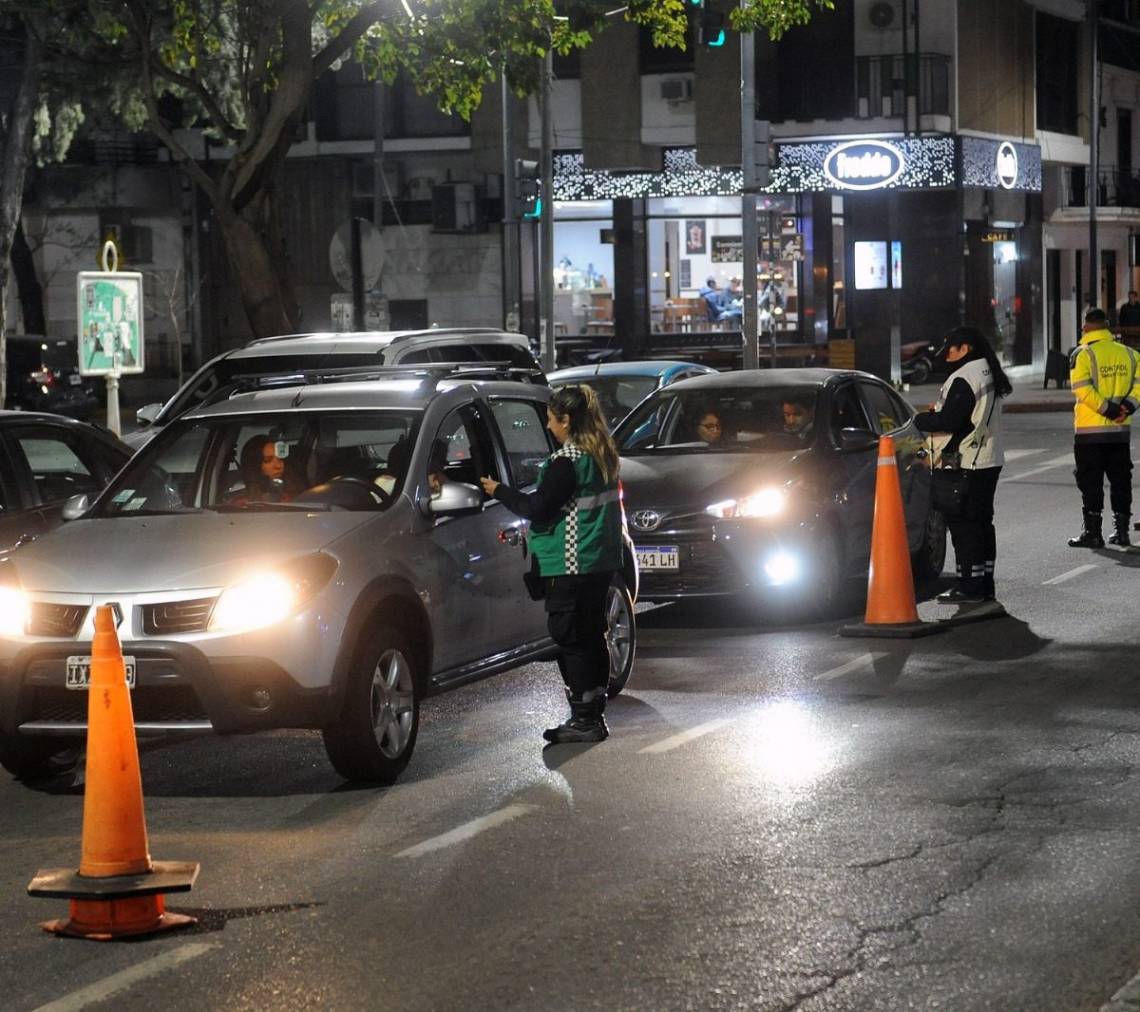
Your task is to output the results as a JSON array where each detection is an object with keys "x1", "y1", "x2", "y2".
[
  {"x1": 996, "y1": 142, "x2": 1019, "y2": 189},
  {"x1": 823, "y1": 141, "x2": 905, "y2": 190}
]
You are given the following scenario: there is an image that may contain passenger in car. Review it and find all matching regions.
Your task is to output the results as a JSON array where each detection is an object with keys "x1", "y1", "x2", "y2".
[
  {"x1": 373, "y1": 437, "x2": 412, "y2": 496},
  {"x1": 230, "y1": 434, "x2": 299, "y2": 504},
  {"x1": 694, "y1": 408, "x2": 725, "y2": 446},
  {"x1": 427, "y1": 438, "x2": 450, "y2": 497}
]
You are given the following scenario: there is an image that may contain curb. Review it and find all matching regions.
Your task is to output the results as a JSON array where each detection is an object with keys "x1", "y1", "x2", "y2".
[{"x1": 1003, "y1": 401, "x2": 1072, "y2": 414}]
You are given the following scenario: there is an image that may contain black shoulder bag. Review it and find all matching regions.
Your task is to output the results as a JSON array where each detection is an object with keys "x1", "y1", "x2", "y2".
[{"x1": 929, "y1": 393, "x2": 996, "y2": 519}]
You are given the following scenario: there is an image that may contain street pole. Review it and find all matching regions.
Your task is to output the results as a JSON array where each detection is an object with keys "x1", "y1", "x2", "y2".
[
  {"x1": 741, "y1": 26, "x2": 759, "y2": 371},
  {"x1": 1089, "y1": 0, "x2": 1100, "y2": 309},
  {"x1": 540, "y1": 49, "x2": 555, "y2": 371},
  {"x1": 501, "y1": 72, "x2": 521, "y2": 333}
]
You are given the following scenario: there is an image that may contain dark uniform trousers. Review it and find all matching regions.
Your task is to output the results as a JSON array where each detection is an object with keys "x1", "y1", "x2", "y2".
[
  {"x1": 948, "y1": 467, "x2": 1001, "y2": 598},
  {"x1": 1073, "y1": 441, "x2": 1133, "y2": 516},
  {"x1": 544, "y1": 572, "x2": 612, "y2": 701}
]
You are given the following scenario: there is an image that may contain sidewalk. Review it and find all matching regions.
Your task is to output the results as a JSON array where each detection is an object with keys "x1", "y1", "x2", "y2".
[{"x1": 903, "y1": 374, "x2": 1073, "y2": 414}]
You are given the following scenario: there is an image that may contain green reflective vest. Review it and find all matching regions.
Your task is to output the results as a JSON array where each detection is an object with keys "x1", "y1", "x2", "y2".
[{"x1": 531, "y1": 444, "x2": 623, "y2": 577}]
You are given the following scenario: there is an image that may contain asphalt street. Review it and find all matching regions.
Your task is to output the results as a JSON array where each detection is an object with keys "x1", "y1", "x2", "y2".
[{"x1": 5, "y1": 411, "x2": 1140, "y2": 1011}]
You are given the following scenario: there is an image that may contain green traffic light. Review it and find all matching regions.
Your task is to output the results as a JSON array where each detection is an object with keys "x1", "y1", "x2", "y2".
[{"x1": 523, "y1": 198, "x2": 543, "y2": 220}]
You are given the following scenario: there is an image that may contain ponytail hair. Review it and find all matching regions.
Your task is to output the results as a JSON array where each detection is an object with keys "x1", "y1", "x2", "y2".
[
  {"x1": 548, "y1": 384, "x2": 620, "y2": 483},
  {"x1": 942, "y1": 325, "x2": 1013, "y2": 398}
]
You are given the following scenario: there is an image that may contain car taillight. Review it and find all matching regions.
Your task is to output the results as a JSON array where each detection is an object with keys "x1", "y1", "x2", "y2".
[{"x1": 30, "y1": 370, "x2": 54, "y2": 386}]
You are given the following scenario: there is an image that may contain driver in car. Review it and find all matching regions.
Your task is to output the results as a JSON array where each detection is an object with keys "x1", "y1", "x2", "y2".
[
  {"x1": 781, "y1": 395, "x2": 815, "y2": 442},
  {"x1": 229, "y1": 434, "x2": 299, "y2": 504}
]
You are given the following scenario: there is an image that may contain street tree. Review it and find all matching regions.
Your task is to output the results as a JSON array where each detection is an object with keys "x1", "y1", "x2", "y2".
[{"x1": 40, "y1": 0, "x2": 831, "y2": 341}]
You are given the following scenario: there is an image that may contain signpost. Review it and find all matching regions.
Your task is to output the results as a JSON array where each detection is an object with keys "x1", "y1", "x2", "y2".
[{"x1": 77, "y1": 241, "x2": 144, "y2": 435}]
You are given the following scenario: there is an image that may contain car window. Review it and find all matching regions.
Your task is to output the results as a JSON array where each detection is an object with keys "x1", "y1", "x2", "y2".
[
  {"x1": 858, "y1": 380, "x2": 911, "y2": 434},
  {"x1": 616, "y1": 386, "x2": 820, "y2": 453},
  {"x1": 7, "y1": 426, "x2": 107, "y2": 505},
  {"x1": 829, "y1": 384, "x2": 872, "y2": 441},
  {"x1": 488, "y1": 399, "x2": 552, "y2": 488},
  {"x1": 432, "y1": 405, "x2": 495, "y2": 491},
  {"x1": 557, "y1": 376, "x2": 657, "y2": 429}
]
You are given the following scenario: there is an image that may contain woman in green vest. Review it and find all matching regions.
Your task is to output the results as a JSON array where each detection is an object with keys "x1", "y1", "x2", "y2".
[{"x1": 481, "y1": 385, "x2": 624, "y2": 744}]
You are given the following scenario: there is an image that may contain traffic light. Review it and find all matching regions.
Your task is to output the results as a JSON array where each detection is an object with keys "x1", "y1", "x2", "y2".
[
  {"x1": 754, "y1": 119, "x2": 772, "y2": 188},
  {"x1": 514, "y1": 158, "x2": 541, "y2": 220},
  {"x1": 692, "y1": 0, "x2": 725, "y2": 48}
]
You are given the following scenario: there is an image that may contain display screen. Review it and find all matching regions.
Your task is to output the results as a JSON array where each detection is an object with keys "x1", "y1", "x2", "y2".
[
  {"x1": 890, "y1": 241, "x2": 902, "y2": 290},
  {"x1": 853, "y1": 241, "x2": 888, "y2": 290}
]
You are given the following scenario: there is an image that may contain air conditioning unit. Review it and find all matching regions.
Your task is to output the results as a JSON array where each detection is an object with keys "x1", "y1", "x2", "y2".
[
  {"x1": 868, "y1": 2, "x2": 896, "y2": 29},
  {"x1": 659, "y1": 78, "x2": 694, "y2": 103}
]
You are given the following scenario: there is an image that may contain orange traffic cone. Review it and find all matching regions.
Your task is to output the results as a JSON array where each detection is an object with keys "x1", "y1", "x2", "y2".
[
  {"x1": 840, "y1": 435, "x2": 945, "y2": 639},
  {"x1": 27, "y1": 605, "x2": 199, "y2": 939}
]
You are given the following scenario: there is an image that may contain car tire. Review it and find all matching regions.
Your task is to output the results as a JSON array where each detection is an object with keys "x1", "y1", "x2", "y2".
[
  {"x1": 912, "y1": 508, "x2": 947, "y2": 581},
  {"x1": 0, "y1": 732, "x2": 80, "y2": 782},
  {"x1": 909, "y1": 358, "x2": 931, "y2": 385},
  {"x1": 807, "y1": 528, "x2": 845, "y2": 619},
  {"x1": 322, "y1": 625, "x2": 420, "y2": 784},
  {"x1": 606, "y1": 575, "x2": 637, "y2": 699}
]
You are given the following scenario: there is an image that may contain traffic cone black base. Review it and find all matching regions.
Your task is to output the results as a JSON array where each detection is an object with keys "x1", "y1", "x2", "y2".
[{"x1": 839, "y1": 619, "x2": 947, "y2": 639}]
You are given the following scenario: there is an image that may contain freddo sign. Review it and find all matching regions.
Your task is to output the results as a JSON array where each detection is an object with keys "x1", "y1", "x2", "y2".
[
  {"x1": 996, "y1": 142, "x2": 1019, "y2": 189},
  {"x1": 823, "y1": 140, "x2": 905, "y2": 190}
]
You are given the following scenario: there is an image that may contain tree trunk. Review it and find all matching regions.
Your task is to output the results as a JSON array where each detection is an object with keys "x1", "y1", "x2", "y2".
[
  {"x1": 215, "y1": 199, "x2": 298, "y2": 339},
  {"x1": 0, "y1": 21, "x2": 41, "y2": 408},
  {"x1": 11, "y1": 220, "x2": 45, "y2": 335}
]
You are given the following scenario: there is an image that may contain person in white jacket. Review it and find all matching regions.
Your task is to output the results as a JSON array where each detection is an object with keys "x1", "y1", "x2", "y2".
[{"x1": 913, "y1": 326, "x2": 1013, "y2": 605}]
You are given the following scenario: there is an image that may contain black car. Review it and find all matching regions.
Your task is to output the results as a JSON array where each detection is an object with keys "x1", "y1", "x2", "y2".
[
  {"x1": 613, "y1": 368, "x2": 947, "y2": 617},
  {"x1": 5, "y1": 336, "x2": 100, "y2": 420},
  {"x1": 0, "y1": 411, "x2": 131, "y2": 554}
]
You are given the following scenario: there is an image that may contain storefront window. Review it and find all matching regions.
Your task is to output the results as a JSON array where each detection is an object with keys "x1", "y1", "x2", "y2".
[
  {"x1": 992, "y1": 239, "x2": 1018, "y2": 366},
  {"x1": 552, "y1": 201, "x2": 613, "y2": 337},
  {"x1": 831, "y1": 196, "x2": 847, "y2": 332}
]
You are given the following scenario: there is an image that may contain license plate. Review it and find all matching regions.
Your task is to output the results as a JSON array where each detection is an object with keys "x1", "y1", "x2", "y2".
[
  {"x1": 65, "y1": 655, "x2": 136, "y2": 690},
  {"x1": 68, "y1": 374, "x2": 82, "y2": 386},
  {"x1": 636, "y1": 546, "x2": 679, "y2": 570}
]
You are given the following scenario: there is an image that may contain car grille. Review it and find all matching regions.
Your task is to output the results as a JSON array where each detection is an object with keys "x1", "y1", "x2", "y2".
[
  {"x1": 29, "y1": 686, "x2": 209, "y2": 724},
  {"x1": 27, "y1": 603, "x2": 87, "y2": 638},
  {"x1": 142, "y1": 597, "x2": 216, "y2": 635},
  {"x1": 632, "y1": 530, "x2": 742, "y2": 596}
]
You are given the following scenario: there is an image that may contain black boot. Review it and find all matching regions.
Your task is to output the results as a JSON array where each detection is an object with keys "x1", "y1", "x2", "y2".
[
  {"x1": 1108, "y1": 513, "x2": 1132, "y2": 547},
  {"x1": 1068, "y1": 511, "x2": 1105, "y2": 549},
  {"x1": 543, "y1": 696, "x2": 608, "y2": 744}
]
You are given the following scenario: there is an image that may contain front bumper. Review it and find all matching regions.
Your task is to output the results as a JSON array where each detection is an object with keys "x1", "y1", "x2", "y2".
[
  {"x1": 0, "y1": 639, "x2": 337, "y2": 736},
  {"x1": 631, "y1": 514, "x2": 821, "y2": 601}
]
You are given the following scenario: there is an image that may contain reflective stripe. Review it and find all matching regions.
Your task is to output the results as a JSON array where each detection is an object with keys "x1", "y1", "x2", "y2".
[
  {"x1": 1086, "y1": 346, "x2": 1100, "y2": 392},
  {"x1": 1075, "y1": 424, "x2": 1129, "y2": 433},
  {"x1": 877, "y1": 457, "x2": 896, "y2": 467},
  {"x1": 575, "y1": 489, "x2": 621, "y2": 509},
  {"x1": 1071, "y1": 378, "x2": 1093, "y2": 390}
]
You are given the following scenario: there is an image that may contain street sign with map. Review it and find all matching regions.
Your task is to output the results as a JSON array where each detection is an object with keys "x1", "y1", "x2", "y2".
[{"x1": 77, "y1": 271, "x2": 145, "y2": 376}]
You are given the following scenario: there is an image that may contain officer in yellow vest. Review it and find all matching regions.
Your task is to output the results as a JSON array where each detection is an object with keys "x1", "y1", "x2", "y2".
[{"x1": 1068, "y1": 307, "x2": 1140, "y2": 548}]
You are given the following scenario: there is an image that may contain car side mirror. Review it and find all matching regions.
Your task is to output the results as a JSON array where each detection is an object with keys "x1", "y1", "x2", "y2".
[
  {"x1": 61, "y1": 494, "x2": 90, "y2": 521},
  {"x1": 135, "y1": 403, "x2": 161, "y2": 427},
  {"x1": 838, "y1": 427, "x2": 880, "y2": 453},
  {"x1": 427, "y1": 481, "x2": 483, "y2": 516}
]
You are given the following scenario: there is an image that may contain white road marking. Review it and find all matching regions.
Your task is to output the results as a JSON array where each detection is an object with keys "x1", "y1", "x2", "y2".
[
  {"x1": 813, "y1": 652, "x2": 888, "y2": 682},
  {"x1": 1043, "y1": 564, "x2": 1098, "y2": 586},
  {"x1": 639, "y1": 718, "x2": 733, "y2": 754},
  {"x1": 1008, "y1": 454, "x2": 1072, "y2": 481},
  {"x1": 396, "y1": 804, "x2": 536, "y2": 858},
  {"x1": 32, "y1": 943, "x2": 218, "y2": 1012},
  {"x1": 1003, "y1": 448, "x2": 1044, "y2": 461}
]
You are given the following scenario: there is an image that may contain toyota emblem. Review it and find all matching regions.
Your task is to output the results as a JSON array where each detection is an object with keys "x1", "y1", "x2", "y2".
[{"x1": 632, "y1": 510, "x2": 661, "y2": 532}]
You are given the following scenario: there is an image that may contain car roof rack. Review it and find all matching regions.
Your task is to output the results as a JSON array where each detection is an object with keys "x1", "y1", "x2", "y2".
[
  {"x1": 246, "y1": 327, "x2": 515, "y2": 347},
  {"x1": 225, "y1": 361, "x2": 545, "y2": 396}
]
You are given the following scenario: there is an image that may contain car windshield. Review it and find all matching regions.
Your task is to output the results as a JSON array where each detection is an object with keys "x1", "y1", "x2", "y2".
[
  {"x1": 97, "y1": 409, "x2": 422, "y2": 515},
  {"x1": 556, "y1": 376, "x2": 658, "y2": 428},
  {"x1": 616, "y1": 386, "x2": 821, "y2": 455}
]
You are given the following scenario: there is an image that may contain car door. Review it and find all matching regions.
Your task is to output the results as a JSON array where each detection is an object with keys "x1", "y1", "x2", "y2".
[
  {"x1": 485, "y1": 395, "x2": 557, "y2": 650},
  {"x1": 3, "y1": 421, "x2": 127, "y2": 549},
  {"x1": 856, "y1": 378, "x2": 928, "y2": 551},
  {"x1": 827, "y1": 381, "x2": 879, "y2": 571},
  {"x1": 422, "y1": 402, "x2": 522, "y2": 668}
]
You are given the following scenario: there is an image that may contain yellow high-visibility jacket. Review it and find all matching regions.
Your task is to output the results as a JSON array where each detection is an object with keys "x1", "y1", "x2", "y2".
[{"x1": 1070, "y1": 328, "x2": 1140, "y2": 442}]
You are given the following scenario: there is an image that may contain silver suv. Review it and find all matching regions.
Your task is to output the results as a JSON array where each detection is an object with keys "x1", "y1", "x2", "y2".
[
  {"x1": 0, "y1": 366, "x2": 636, "y2": 783},
  {"x1": 126, "y1": 328, "x2": 544, "y2": 449}
]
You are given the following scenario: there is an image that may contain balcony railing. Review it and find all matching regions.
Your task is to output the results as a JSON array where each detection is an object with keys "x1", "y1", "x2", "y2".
[{"x1": 1065, "y1": 166, "x2": 1140, "y2": 209}]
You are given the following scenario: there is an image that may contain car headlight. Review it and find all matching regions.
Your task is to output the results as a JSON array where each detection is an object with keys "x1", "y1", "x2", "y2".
[
  {"x1": 0, "y1": 586, "x2": 30, "y2": 636},
  {"x1": 208, "y1": 554, "x2": 338, "y2": 633},
  {"x1": 705, "y1": 488, "x2": 787, "y2": 520}
]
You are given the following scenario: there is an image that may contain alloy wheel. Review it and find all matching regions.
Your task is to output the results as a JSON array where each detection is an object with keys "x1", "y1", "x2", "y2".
[{"x1": 370, "y1": 648, "x2": 416, "y2": 758}]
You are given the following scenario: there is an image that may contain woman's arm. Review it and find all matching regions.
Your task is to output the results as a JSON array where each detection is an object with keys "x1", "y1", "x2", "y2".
[
  {"x1": 913, "y1": 377, "x2": 976, "y2": 435},
  {"x1": 480, "y1": 456, "x2": 577, "y2": 523}
]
